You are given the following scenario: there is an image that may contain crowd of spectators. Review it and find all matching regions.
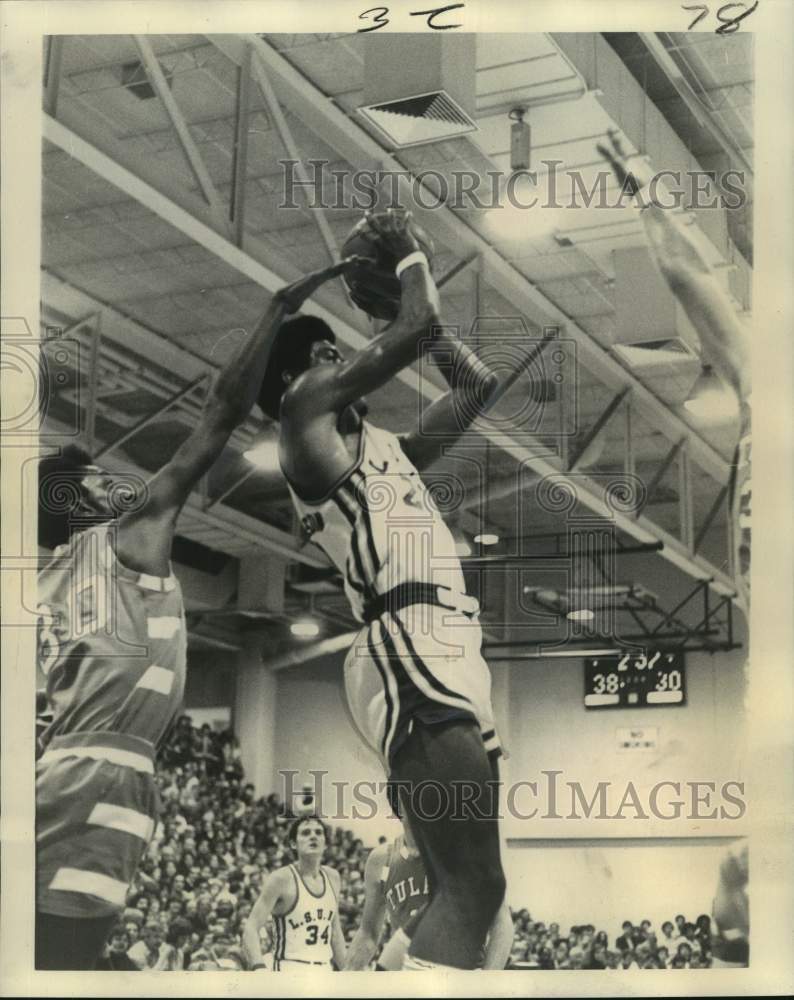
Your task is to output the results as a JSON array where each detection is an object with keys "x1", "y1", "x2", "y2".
[
  {"x1": 507, "y1": 911, "x2": 715, "y2": 970},
  {"x1": 97, "y1": 715, "x2": 370, "y2": 970},
  {"x1": 95, "y1": 714, "x2": 716, "y2": 971}
]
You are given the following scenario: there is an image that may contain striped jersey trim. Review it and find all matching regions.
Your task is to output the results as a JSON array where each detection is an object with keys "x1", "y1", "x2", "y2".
[
  {"x1": 273, "y1": 914, "x2": 286, "y2": 961},
  {"x1": 281, "y1": 428, "x2": 366, "y2": 507},
  {"x1": 137, "y1": 572, "x2": 177, "y2": 592},
  {"x1": 146, "y1": 616, "x2": 182, "y2": 638},
  {"x1": 388, "y1": 612, "x2": 473, "y2": 707},
  {"x1": 38, "y1": 744, "x2": 154, "y2": 774},
  {"x1": 86, "y1": 802, "x2": 155, "y2": 841},
  {"x1": 368, "y1": 627, "x2": 399, "y2": 759},
  {"x1": 135, "y1": 664, "x2": 174, "y2": 696},
  {"x1": 48, "y1": 866, "x2": 128, "y2": 906},
  {"x1": 332, "y1": 492, "x2": 369, "y2": 598},
  {"x1": 349, "y1": 470, "x2": 381, "y2": 579}
]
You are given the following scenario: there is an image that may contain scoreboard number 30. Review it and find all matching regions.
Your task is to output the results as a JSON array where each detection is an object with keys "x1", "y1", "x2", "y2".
[{"x1": 585, "y1": 650, "x2": 686, "y2": 709}]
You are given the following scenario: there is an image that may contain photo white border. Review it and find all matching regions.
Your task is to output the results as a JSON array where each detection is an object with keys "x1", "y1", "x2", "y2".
[{"x1": 2, "y1": 1, "x2": 792, "y2": 996}]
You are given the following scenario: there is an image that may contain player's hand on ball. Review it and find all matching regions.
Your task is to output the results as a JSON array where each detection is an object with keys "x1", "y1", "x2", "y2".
[
  {"x1": 274, "y1": 257, "x2": 367, "y2": 313},
  {"x1": 364, "y1": 208, "x2": 420, "y2": 260},
  {"x1": 597, "y1": 129, "x2": 654, "y2": 195}
]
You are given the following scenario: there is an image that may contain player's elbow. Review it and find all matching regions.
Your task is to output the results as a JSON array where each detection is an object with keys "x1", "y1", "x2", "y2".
[{"x1": 401, "y1": 300, "x2": 439, "y2": 334}]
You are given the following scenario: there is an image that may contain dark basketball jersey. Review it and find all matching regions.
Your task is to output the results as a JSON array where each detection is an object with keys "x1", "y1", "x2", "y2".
[
  {"x1": 37, "y1": 522, "x2": 187, "y2": 749},
  {"x1": 380, "y1": 837, "x2": 430, "y2": 933}
]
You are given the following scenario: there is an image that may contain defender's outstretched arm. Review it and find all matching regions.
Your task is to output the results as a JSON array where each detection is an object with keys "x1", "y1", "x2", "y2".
[
  {"x1": 116, "y1": 261, "x2": 353, "y2": 575},
  {"x1": 598, "y1": 130, "x2": 750, "y2": 404},
  {"x1": 284, "y1": 210, "x2": 442, "y2": 418}
]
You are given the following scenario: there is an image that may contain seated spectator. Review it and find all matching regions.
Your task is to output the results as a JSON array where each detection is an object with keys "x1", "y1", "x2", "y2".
[
  {"x1": 695, "y1": 913, "x2": 712, "y2": 949},
  {"x1": 100, "y1": 711, "x2": 721, "y2": 974},
  {"x1": 95, "y1": 927, "x2": 139, "y2": 971},
  {"x1": 660, "y1": 920, "x2": 675, "y2": 944},
  {"x1": 615, "y1": 920, "x2": 635, "y2": 952},
  {"x1": 127, "y1": 920, "x2": 169, "y2": 971},
  {"x1": 159, "y1": 918, "x2": 193, "y2": 971},
  {"x1": 641, "y1": 954, "x2": 663, "y2": 969},
  {"x1": 682, "y1": 921, "x2": 702, "y2": 954},
  {"x1": 587, "y1": 943, "x2": 608, "y2": 969}
]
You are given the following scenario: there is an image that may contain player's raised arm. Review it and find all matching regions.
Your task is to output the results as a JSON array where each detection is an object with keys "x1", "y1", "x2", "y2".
[
  {"x1": 283, "y1": 209, "x2": 441, "y2": 418},
  {"x1": 242, "y1": 869, "x2": 290, "y2": 970},
  {"x1": 398, "y1": 338, "x2": 499, "y2": 471},
  {"x1": 344, "y1": 844, "x2": 389, "y2": 970},
  {"x1": 114, "y1": 261, "x2": 354, "y2": 575},
  {"x1": 598, "y1": 130, "x2": 750, "y2": 405}
]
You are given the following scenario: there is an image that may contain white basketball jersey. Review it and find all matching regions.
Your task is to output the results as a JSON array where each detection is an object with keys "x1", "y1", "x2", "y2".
[
  {"x1": 286, "y1": 422, "x2": 465, "y2": 622},
  {"x1": 272, "y1": 864, "x2": 337, "y2": 966}
]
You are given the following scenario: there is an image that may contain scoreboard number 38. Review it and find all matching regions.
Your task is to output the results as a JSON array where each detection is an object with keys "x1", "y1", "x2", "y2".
[{"x1": 584, "y1": 650, "x2": 686, "y2": 709}]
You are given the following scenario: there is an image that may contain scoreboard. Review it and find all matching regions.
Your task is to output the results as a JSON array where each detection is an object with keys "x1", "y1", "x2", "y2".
[{"x1": 584, "y1": 650, "x2": 686, "y2": 709}]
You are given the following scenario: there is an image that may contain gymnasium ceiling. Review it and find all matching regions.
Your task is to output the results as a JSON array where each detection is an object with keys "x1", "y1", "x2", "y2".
[{"x1": 39, "y1": 31, "x2": 753, "y2": 650}]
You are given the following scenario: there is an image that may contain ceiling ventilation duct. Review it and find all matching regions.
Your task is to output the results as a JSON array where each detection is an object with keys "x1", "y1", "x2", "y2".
[
  {"x1": 119, "y1": 59, "x2": 173, "y2": 100},
  {"x1": 359, "y1": 34, "x2": 478, "y2": 147}
]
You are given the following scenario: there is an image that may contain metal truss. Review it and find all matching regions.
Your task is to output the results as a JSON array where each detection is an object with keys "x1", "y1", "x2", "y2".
[
  {"x1": 40, "y1": 35, "x2": 742, "y2": 602},
  {"x1": 483, "y1": 530, "x2": 738, "y2": 657}
]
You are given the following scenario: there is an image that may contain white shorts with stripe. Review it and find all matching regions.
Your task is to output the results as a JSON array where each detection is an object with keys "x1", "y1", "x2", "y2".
[
  {"x1": 36, "y1": 732, "x2": 158, "y2": 918},
  {"x1": 343, "y1": 602, "x2": 501, "y2": 772},
  {"x1": 273, "y1": 958, "x2": 333, "y2": 971}
]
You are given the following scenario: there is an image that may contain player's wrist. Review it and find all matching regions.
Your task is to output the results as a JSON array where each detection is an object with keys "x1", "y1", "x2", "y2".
[
  {"x1": 251, "y1": 961, "x2": 267, "y2": 970},
  {"x1": 632, "y1": 180, "x2": 655, "y2": 212},
  {"x1": 395, "y1": 251, "x2": 429, "y2": 278}
]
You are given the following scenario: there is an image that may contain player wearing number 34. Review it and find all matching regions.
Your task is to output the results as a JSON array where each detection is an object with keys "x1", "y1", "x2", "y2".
[{"x1": 242, "y1": 816, "x2": 347, "y2": 971}]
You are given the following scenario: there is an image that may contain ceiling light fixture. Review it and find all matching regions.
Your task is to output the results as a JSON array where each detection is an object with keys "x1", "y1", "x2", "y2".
[
  {"x1": 291, "y1": 621, "x2": 320, "y2": 638},
  {"x1": 567, "y1": 609, "x2": 595, "y2": 622}
]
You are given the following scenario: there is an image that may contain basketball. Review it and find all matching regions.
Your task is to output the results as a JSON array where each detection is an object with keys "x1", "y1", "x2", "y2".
[{"x1": 341, "y1": 214, "x2": 435, "y2": 321}]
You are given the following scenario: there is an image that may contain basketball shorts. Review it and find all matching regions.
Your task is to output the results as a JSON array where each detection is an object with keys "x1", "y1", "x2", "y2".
[
  {"x1": 37, "y1": 731, "x2": 159, "y2": 919},
  {"x1": 273, "y1": 958, "x2": 333, "y2": 971},
  {"x1": 378, "y1": 927, "x2": 411, "y2": 971},
  {"x1": 344, "y1": 601, "x2": 501, "y2": 772}
]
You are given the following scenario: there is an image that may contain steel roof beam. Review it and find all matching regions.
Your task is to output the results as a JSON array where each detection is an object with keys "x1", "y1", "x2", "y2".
[
  {"x1": 134, "y1": 35, "x2": 232, "y2": 236},
  {"x1": 42, "y1": 416, "x2": 323, "y2": 568},
  {"x1": 638, "y1": 32, "x2": 754, "y2": 180},
  {"x1": 206, "y1": 33, "x2": 730, "y2": 486},
  {"x1": 42, "y1": 112, "x2": 736, "y2": 595}
]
